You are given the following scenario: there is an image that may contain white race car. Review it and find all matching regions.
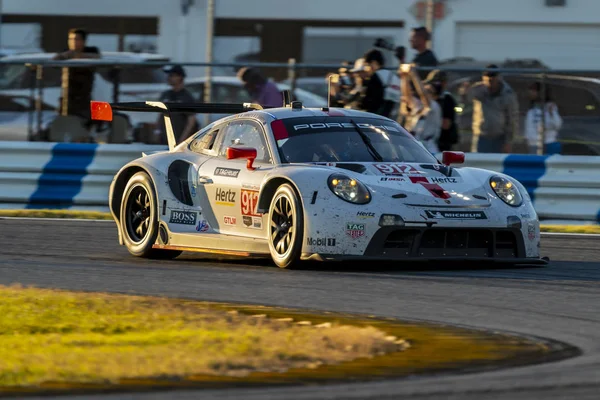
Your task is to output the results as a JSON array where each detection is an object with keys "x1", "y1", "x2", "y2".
[{"x1": 92, "y1": 98, "x2": 548, "y2": 268}]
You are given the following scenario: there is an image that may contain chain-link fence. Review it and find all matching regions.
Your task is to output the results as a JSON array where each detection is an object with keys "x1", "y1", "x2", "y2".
[{"x1": 0, "y1": 57, "x2": 599, "y2": 156}]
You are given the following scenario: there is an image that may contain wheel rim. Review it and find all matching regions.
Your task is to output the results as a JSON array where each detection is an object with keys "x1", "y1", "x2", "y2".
[
  {"x1": 270, "y1": 194, "x2": 294, "y2": 257},
  {"x1": 125, "y1": 185, "x2": 152, "y2": 244}
]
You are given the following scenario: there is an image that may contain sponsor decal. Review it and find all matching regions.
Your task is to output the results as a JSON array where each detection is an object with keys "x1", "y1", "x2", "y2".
[
  {"x1": 374, "y1": 163, "x2": 420, "y2": 176},
  {"x1": 425, "y1": 210, "x2": 487, "y2": 220},
  {"x1": 528, "y1": 223, "x2": 536, "y2": 241},
  {"x1": 346, "y1": 223, "x2": 365, "y2": 239},
  {"x1": 196, "y1": 220, "x2": 210, "y2": 232},
  {"x1": 380, "y1": 176, "x2": 406, "y2": 182},
  {"x1": 241, "y1": 189, "x2": 260, "y2": 217},
  {"x1": 521, "y1": 214, "x2": 531, "y2": 219},
  {"x1": 191, "y1": 185, "x2": 197, "y2": 197},
  {"x1": 223, "y1": 216, "x2": 237, "y2": 225},
  {"x1": 242, "y1": 183, "x2": 260, "y2": 191},
  {"x1": 306, "y1": 237, "x2": 336, "y2": 247},
  {"x1": 242, "y1": 215, "x2": 262, "y2": 230},
  {"x1": 312, "y1": 162, "x2": 337, "y2": 167},
  {"x1": 169, "y1": 210, "x2": 197, "y2": 225},
  {"x1": 214, "y1": 167, "x2": 240, "y2": 178},
  {"x1": 292, "y1": 122, "x2": 401, "y2": 133},
  {"x1": 357, "y1": 211, "x2": 375, "y2": 218},
  {"x1": 429, "y1": 177, "x2": 458, "y2": 184},
  {"x1": 215, "y1": 188, "x2": 236, "y2": 206}
]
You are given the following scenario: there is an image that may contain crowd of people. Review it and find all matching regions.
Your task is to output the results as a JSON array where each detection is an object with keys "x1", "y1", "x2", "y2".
[
  {"x1": 54, "y1": 26, "x2": 562, "y2": 155},
  {"x1": 326, "y1": 26, "x2": 563, "y2": 155}
]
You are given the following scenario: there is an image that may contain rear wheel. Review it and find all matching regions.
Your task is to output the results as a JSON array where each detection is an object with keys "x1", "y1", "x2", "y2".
[
  {"x1": 267, "y1": 184, "x2": 304, "y2": 269},
  {"x1": 120, "y1": 171, "x2": 182, "y2": 259}
]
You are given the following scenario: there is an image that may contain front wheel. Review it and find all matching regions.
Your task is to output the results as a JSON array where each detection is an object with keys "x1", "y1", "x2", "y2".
[
  {"x1": 267, "y1": 184, "x2": 304, "y2": 269},
  {"x1": 120, "y1": 171, "x2": 182, "y2": 259}
]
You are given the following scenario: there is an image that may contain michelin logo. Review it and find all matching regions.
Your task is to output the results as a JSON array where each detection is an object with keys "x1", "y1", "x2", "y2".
[{"x1": 425, "y1": 210, "x2": 487, "y2": 220}]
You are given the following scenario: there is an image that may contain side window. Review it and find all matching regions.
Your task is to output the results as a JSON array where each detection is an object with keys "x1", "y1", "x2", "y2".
[
  {"x1": 218, "y1": 121, "x2": 270, "y2": 163},
  {"x1": 190, "y1": 127, "x2": 220, "y2": 154}
]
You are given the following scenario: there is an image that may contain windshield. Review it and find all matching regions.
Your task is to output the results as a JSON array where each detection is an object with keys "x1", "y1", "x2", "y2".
[{"x1": 276, "y1": 116, "x2": 439, "y2": 164}]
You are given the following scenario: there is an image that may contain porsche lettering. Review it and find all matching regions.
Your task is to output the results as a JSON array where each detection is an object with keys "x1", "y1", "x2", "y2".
[{"x1": 293, "y1": 123, "x2": 400, "y2": 132}]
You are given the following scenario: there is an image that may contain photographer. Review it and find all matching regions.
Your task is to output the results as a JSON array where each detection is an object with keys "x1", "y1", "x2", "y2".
[{"x1": 399, "y1": 65, "x2": 442, "y2": 153}]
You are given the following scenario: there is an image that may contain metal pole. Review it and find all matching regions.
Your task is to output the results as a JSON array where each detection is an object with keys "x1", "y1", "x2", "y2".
[
  {"x1": 538, "y1": 73, "x2": 547, "y2": 155},
  {"x1": 36, "y1": 65, "x2": 44, "y2": 138},
  {"x1": 287, "y1": 58, "x2": 296, "y2": 102},
  {"x1": 0, "y1": 0, "x2": 3, "y2": 48},
  {"x1": 425, "y1": 0, "x2": 434, "y2": 49},
  {"x1": 203, "y1": 0, "x2": 215, "y2": 128}
]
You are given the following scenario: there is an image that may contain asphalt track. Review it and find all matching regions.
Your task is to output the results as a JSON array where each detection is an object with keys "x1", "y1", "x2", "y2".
[{"x1": 1, "y1": 218, "x2": 599, "y2": 400}]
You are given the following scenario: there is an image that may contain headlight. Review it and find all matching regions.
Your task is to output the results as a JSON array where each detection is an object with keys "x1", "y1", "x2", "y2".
[
  {"x1": 489, "y1": 175, "x2": 523, "y2": 207},
  {"x1": 328, "y1": 174, "x2": 371, "y2": 204}
]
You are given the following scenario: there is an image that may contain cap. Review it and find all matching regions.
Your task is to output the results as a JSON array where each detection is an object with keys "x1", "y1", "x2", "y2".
[
  {"x1": 482, "y1": 64, "x2": 500, "y2": 77},
  {"x1": 349, "y1": 58, "x2": 367, "y2": 73},
  {"x1": 424, "y1": 69, "x2": 447, "y2": 84},
  {"x1": 163, "y1": 64, "x2": 186, "y2": 77}
]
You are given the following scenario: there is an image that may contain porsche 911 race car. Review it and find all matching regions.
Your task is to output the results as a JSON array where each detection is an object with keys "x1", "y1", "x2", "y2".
[{"x1": 91, "y1": 98, "x2": 548, "y2": 268}]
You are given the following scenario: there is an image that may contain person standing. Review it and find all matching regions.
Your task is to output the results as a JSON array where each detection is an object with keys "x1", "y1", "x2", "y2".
[
  {"x1": 424, "y1": 70, "x2": 459, "y2": 151},
  {"x1": 460, "y1": 65, "x2": 519, "y2": 153},
  {"x1": 362, "y1": 49, "x2": 401, "y2": 118},
  {"x1": 524, "y1": 82, "x2": 562, "y2": 155},
  {"x1": 410, "y1": 26, "x2": 438, "y2": 80},
  {"x1": 154, "y1": 65, "x2": 198, "y2": 144},
  {"x1": 236, "y1": 67, "x2": 282, "y2": 108},
  {"x1": 53, "y1": 28, "x2": 101, "y2": 122}
]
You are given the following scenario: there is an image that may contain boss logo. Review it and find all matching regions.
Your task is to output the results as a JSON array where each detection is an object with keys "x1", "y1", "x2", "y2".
[{"x1": 169, "y1": 210, "x2": 197, "y2": 225}]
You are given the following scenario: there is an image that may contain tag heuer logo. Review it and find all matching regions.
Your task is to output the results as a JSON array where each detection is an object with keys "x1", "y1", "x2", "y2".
[
  {"x1": 346, "y1": 223, "x2": 365, "y2": 239},
  {"x1": 169, "y1": 210, "x2": 197, "y2": 225},
  {"x1": 425, "y1": 210, "x2": 487, "y2": 220}
]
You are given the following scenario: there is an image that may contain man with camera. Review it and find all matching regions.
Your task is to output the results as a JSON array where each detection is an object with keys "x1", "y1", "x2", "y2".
[{"x1": 330, "y1": 49, "x2": 400, "y2": 118}]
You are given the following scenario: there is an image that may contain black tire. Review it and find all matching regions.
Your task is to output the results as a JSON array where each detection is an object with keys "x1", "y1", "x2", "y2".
[
  {"x1": 120, "y1": 171, "x2": 182, "y2": 260},
  {"x1": 267, "y1": 184, "x2": 304, "y2": 269}
]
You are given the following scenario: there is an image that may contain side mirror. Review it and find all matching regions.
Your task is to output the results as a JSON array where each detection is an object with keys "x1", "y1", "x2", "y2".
[
  {"x1": 441, "y1": 151, "x2": 465, "y2": 166},
  {"x1": 226, "y1": 146, "x2": 257, "y2": 171}
]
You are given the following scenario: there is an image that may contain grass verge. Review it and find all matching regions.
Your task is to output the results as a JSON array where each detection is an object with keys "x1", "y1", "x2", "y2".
[
  {"x1": 0, "y1": 285, "x2": 404, "y2": 387},
  {"x1": 0, "y1": 286, "x2": 577, "y2": 397},
  {"x1": 0, "y1": 209, "x2": 112, "y2": 220}
]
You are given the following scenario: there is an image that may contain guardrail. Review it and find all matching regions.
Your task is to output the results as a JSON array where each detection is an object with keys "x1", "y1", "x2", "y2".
[
  {"x1": 0, "y1": 142, "x2": 166, "y2": 212},
  {"x1": 0, "y1": 142, "x2": 598, "y2": 222}
]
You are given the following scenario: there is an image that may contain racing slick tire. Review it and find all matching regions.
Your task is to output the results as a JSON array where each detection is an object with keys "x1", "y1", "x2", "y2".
[
  {"x1": 120, "y1": 171, "x2": 182, "y2": 260},
  {"x1": 267, "y1": 184, "x2": 304, "y2": 269}
]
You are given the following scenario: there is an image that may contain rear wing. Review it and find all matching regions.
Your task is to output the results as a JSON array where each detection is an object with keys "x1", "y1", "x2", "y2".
[{"x1": 90, "y1": 101, "x2": 264, "y2": 151}]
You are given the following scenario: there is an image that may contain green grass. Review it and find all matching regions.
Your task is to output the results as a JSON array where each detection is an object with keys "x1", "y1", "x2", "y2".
[
  {"x1": 0, "y1": 210, "x2": 112, "y2": 220},
  {"x1": 540, "y1": 225, "x2": 600, "y2": 234},
  {"x1": 0, "y1": 285, "x2": 404, "y2": 387}
]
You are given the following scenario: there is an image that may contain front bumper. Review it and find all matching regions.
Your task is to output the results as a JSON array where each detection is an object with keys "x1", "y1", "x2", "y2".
[{"x1": 302, "y1": 226, "x2": 547, "y2": 265}]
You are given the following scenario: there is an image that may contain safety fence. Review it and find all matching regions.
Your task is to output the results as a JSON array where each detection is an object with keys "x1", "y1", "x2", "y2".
[
  {"x1": 0, "y1": 142, "x2": 598, "y2": 222},
  {"x1": 1, "y1": 58, "x2": 600, "y2": 156}
]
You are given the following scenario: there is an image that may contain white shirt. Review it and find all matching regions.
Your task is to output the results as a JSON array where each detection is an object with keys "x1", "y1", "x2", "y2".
[
  {"x1": 525, "y1": 103, "x2": 562, "y2": 145},
  {"x1": 406, "y1": 97, "x2": 442, "y2": 153}
]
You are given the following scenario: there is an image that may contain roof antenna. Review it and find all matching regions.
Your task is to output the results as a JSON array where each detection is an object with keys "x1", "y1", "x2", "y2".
[{"x1": 282, "y1": 90, "x2": 291, "y2": 107}]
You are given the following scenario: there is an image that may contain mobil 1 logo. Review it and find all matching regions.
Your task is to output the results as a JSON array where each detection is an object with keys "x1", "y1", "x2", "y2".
[{"x1": 306, "y1": 237, "x2": 336, "y2": 247}]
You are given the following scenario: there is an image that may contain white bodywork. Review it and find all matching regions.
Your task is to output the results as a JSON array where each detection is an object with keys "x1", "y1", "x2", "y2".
[{"x1": 109, "y1": 106, "x2": 543, "y2": 264}]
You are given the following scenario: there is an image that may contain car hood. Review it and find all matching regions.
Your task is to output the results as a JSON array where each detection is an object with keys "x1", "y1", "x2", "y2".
[{"x1": 306, "y1": 161, "x2": 493, "y2": 208}]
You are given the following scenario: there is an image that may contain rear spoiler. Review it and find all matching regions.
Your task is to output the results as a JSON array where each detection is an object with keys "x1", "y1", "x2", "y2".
[{"x1": 90, "y1": 101, "x2": 264, "y2": 151}]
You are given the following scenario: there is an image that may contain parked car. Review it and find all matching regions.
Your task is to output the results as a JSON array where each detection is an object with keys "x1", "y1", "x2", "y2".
[{"x1": 0, "y1": 94, "x2": 56, "y2": 141}]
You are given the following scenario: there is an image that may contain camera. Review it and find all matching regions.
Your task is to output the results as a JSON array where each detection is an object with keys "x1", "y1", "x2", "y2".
[{"x1": 374, "y1": 38, "x2": 405, "y2": 62}]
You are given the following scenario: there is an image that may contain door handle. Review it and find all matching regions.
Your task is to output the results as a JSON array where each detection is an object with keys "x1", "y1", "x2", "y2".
[{"x1": 198, "y1": 176, "x2": 213, "y2": 184}]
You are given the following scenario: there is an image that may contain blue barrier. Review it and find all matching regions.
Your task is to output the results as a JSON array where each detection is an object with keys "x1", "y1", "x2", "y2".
[
  {"x1": 0, "y1": 142, "x2": 599, "y2": 222},
  {"x1": 502, "y1": 155, "x2": 550, "y2": 203},
  {"x1": 27, "y1": 143, "x2": 99, "y2": 209}
]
